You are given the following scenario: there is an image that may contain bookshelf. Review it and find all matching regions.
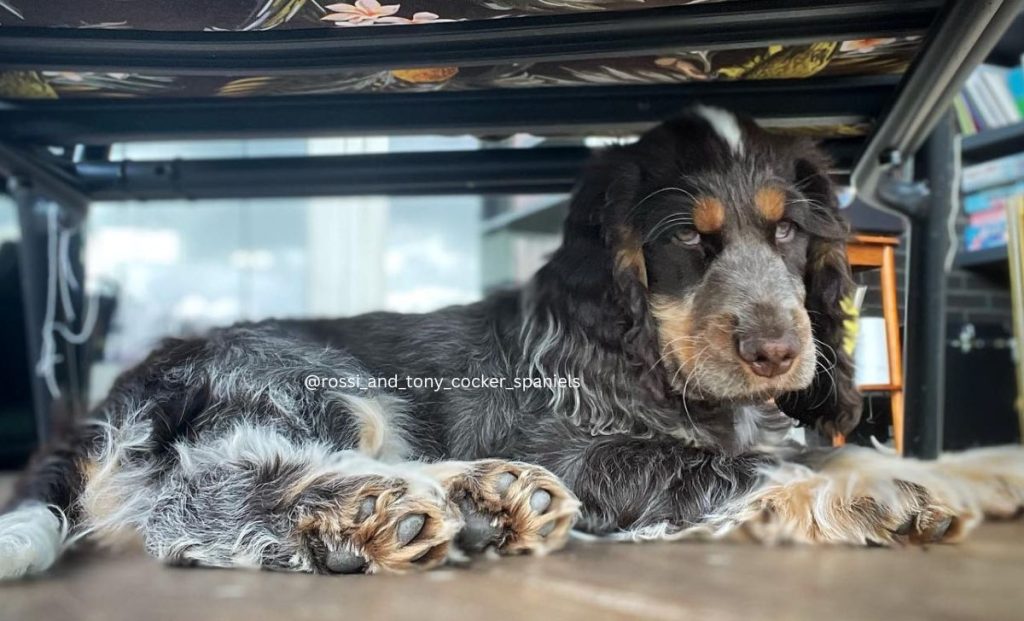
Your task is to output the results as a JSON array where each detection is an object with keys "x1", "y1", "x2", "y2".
[
  {"x1": 954, "y1": 244, "x2": 1009, "y2": 270},
  {"x1": 962, "y1": 120, "x2": 1024, "y2": 164},
  {"x1": 951, "y1": 23, "x2": 1024, "y2": 271},
  {"x1": 957, "y1": 117, "x2": 1022, "y2": 270},
  {"x1": 956, "y1": 118, "x2": 1016, "y2": 271}
]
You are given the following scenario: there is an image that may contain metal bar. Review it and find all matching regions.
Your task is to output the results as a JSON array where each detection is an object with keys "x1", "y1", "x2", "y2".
[
  {"x1": 11, "y1": 188, "x2": 89, "y2": 443},
  {"x1": 1006, "y1": 198, "x2": 1024, "y2": 437},
  {"x1": 960, "y1": 121, "x2": 1024, "y2": 165},
  {"x1": 0, "y1": 77, "x2": 896, "y2": 145},
  {"x1": 79, "y1": 147, "x2": 590, "y2": 200},
  {"x1": 900, "y1": 114, "x2": 956, "y2": 459},
  {"x1": 853, "y1": 0, "x2": 1024, "y2": 210},
  {"x1": 0, "y1": 0, "x2": 941, "y2": 75},
  {"x1": 4, "y1": 142, "x2": 93, "y2": 443},
  {"x1": 12, "y1": 186, "x2": 55, "y2": 444},
  {"x1": 0, "y1": 143, "x2": 90, "y2": 212},
  {"x1": 75, "y1": 139, "x2": 861, "y2": 201}
]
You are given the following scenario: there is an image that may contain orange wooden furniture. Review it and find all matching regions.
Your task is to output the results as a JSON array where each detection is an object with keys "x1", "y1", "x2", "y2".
[{"x1": 839, "y1": 234, "x2": 904, "y2": 454}]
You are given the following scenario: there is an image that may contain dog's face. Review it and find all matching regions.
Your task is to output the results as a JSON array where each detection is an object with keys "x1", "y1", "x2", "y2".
[{"x1": 591, "y1": 107, "x2": 851, "y2": 405}]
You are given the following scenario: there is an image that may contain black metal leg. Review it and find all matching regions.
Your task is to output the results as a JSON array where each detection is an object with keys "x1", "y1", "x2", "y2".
[
  {"x1": 11, "y1": 181, "x2": 88, "y2": 444},
  {"x1": 901, "y1": 115, "x2": 956, "y2": 458}
]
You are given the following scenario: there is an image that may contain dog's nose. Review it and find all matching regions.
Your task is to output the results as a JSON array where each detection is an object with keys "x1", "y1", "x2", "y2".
[{"x1": 736, "y1": 335, "x2": 798, "y2": 378}]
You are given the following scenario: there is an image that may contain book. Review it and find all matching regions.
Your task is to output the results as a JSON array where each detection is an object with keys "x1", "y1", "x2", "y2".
[
  {"x1": 965, "y1": 72, "x2": 1004, "y2": 128},
  {"x1": 962, "y1": 152, "x2": 1024, "y2": 193},
  {"x1": 1008, "y1": 67, "x2": 1024, "y2": 116},
  {"x1": 979, "y1": 66, "x2": 1022, "y2": 125},
  {"x1": 963, "y1": 181, "x2": 1024, "y2": 214},
  {"x1": 954, "y1": 94, "x2": 979, "y2": 135},
  {"x1": 959, "y1": 64, "x2": 1024, "y2": 131},
  {"x1": 968, "y1": 204, "x2": 1007, "y2": 227},
  {"x1": 964, "y1": 219, "x2": 1008, "y2": 251}
]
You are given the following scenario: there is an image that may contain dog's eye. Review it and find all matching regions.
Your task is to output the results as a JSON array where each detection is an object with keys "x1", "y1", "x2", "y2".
[
  {"x1": 671, "y1": 229, "x2": 702, "y2": 247},
  {"x1": 775, "y1": 221, "x2": 795, "y2": 243}
]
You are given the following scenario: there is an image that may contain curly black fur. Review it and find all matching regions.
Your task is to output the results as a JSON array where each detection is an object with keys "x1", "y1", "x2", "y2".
[{"x1": 8, "y1": 108, "x2": 862, "y2": 565}]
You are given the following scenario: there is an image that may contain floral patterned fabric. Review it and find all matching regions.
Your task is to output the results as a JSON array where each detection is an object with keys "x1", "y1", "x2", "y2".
[
  {"x1": 0, "y1": 1, "x2": 732, "y2": 31},
  {"x1": 0, "y1": 1, "x2": 924, "y2": 143},
  {"x1": 0, "y1": 38, "x2": 920, "y2": 100}
]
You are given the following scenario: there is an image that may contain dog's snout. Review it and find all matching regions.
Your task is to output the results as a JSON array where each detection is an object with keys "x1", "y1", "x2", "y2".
[{"x1": 736, "y1": 335, "x2": 798, "y2": 378}]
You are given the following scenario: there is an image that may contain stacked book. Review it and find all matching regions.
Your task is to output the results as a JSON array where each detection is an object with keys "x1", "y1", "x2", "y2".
[
  {"x1": 954, "y1": 63, "x2": 1024, "y2": 134},
  {"x1": 961, "y1": 174, "x2": 1022, "y2": 252}
]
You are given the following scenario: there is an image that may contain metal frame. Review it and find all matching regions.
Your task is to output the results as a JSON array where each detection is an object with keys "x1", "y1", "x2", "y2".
[
  {"x1": 892, "y1": 115, "x2": 956, "y2": 459},
  {"x1": 9, "y1": 185, "x2": 89, "y2": 442},
  {"x1": 72, "y1": 139, "x2": 861, "y2": 201},
  {"x1": 0, "y1": 0, "x2": 940, "y2": 75},
  {"x1": 852, "y1": 0, "x2": 1024, "y2": 209},
  {"x1": 0, "y1": 77, "x2": 895, "y2": 145},
  {"x1": 0, "y1": 145, "x2": 92, "y2": 443},
  {"x1": 78, "y1": 147, "x2": 591, "y2": 201},
  {"x1": 849, "y1": 0, "x2": 1024, "y2": 457}
]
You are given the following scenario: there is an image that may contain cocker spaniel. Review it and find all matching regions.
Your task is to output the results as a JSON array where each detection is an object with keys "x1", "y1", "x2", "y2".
[{"x1": 3, "y1": 107, "x2": 1023, "y2": 579}]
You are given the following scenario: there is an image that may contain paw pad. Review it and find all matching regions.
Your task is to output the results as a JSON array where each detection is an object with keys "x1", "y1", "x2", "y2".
[
  {"x1": 447, "y1": 461, "x2": 579, "y2": 556},
  {"x1": 304, "y1": 476, "x2": 460, "y2": 575}
]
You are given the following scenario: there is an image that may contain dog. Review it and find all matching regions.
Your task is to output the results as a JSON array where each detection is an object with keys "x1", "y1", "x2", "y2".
[{"x1": 2, "y1": 107, "x2": 1022, "y2": 579}]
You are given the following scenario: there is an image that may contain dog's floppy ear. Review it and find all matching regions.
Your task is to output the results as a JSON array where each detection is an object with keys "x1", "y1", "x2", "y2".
[
  {"x1": 557, "y1": 149, "x2": 675, "y2": 403},
  {"x1": 597, "y1": 156, "x2": 680, "y2": 403},
  {"x1": 776, "y1": 149, "x2": 862, "y2": 437}
]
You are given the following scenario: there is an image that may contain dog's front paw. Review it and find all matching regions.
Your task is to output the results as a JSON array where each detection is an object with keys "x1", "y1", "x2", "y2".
[
  {"x1": 296, "y1": 471, "x2": 462, "y2": 574},
  {"x1": 936, "y1": 445, "x2": 1024, "y2": 519},
  {"x1": 741, "y1": 452, "x2": 976, "y2": 546},
  {"x1": 442, "y1": 460, "x2": 579, "y2": 556}
]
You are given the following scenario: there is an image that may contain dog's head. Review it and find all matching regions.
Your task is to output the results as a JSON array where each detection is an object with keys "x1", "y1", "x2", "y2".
[{"x1": 554, "y1": 107, "x2": 860, "y2": 435}]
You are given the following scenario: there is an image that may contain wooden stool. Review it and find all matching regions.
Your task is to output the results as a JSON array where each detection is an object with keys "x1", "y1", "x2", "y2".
[{"x1": 842, "y1": 234, "x2": 905, "y2": 454}]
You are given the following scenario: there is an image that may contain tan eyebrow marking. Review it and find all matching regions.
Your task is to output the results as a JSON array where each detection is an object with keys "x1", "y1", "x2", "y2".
[
  {"x1": 755, "y1": 187, "x2": 786, "y2": 222},
  {"x1": 614, "y1": 226, "x2": 648, "y2": 288},
  {"x1": 693, "y1": 196, "x2": 725, "y2": 233}
]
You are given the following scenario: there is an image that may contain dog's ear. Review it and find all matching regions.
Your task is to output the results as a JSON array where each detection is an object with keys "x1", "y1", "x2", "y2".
[
  {"x1": 597, "y1": 157, "x2": 680, "y2": 403},
  {"x1": 554, "y1": 150, "x2": 675, "y2": 403},
  {"x1": 776, "y1": 151, "x2": 862, "y2": 437}
]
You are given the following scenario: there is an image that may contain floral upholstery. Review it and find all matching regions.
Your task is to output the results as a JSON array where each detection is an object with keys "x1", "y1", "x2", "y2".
[
  {"x1": 0, "y1": 37, "x2": 919, "y2": 100},
  {"x1": 0, "y1": 0, "x2": 923, "y2": 141},
  {"x1": 2, "y1": 1, "x2": 732, "y2": 31}
]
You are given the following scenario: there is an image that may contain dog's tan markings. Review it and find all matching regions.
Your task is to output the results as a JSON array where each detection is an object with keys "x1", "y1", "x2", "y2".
[
  {"x1": 754, "y1": 187, "x2": 786, "y2": 222},
  {"x1": 650, "y1": 294, "x2": 736, "y2": 375},
  {"x1": 426, "y1": 459, "x2": 580, "y2": 556},
  {"x1": 78, "y1": 456, "x2": 144, "y2": 548},
  {"x1": 729, "y1": 448, "x2": 976, "y2": 546},
  {"x1": 614, "y1": 225, "x2": 648, "y2": 288},
  {"x1": 693, "y1": 196, "x2": 725, "y2": 233},
  {"x1": 649, "y1": 294, "x2": 695, "y2": 371}
]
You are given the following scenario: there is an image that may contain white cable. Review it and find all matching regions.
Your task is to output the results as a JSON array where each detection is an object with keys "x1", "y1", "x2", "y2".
[
  {"x1": 33, "y1": 203, "x2": 101, "y2": 398},
  {"x1": 944, "y1": 133, "x2": 963, "y2": 272},
  {"x1": 35, "y1": 202, "x2": 61, "y2": 399},
  {"x1": 57, "y1": 228, "x2": 77, "y2": 322},
  {"x1": 53, "y1": 295, "x2": 100, "y2": 345},
  {"x1": 53, "y1": 225, "x2": 100, "y2": 345}
]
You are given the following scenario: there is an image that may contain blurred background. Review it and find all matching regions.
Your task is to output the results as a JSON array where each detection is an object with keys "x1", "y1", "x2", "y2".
[{"x1": 0, "y1": 133, "x2": 579, "y2": 466}]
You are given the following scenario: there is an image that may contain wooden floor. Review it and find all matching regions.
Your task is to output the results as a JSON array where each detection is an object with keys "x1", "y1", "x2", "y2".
[{"x1": 3, "y1": 476, "x2": 1024, "y2": 621}]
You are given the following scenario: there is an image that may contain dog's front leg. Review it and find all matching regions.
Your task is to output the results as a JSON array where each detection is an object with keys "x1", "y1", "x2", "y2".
[
  {"x1": 561, "y1": 438, "x2": 1024, "y2": 545},
  {"x1": 559, "y1": 436, "x2": 775, "y2": 538}
]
